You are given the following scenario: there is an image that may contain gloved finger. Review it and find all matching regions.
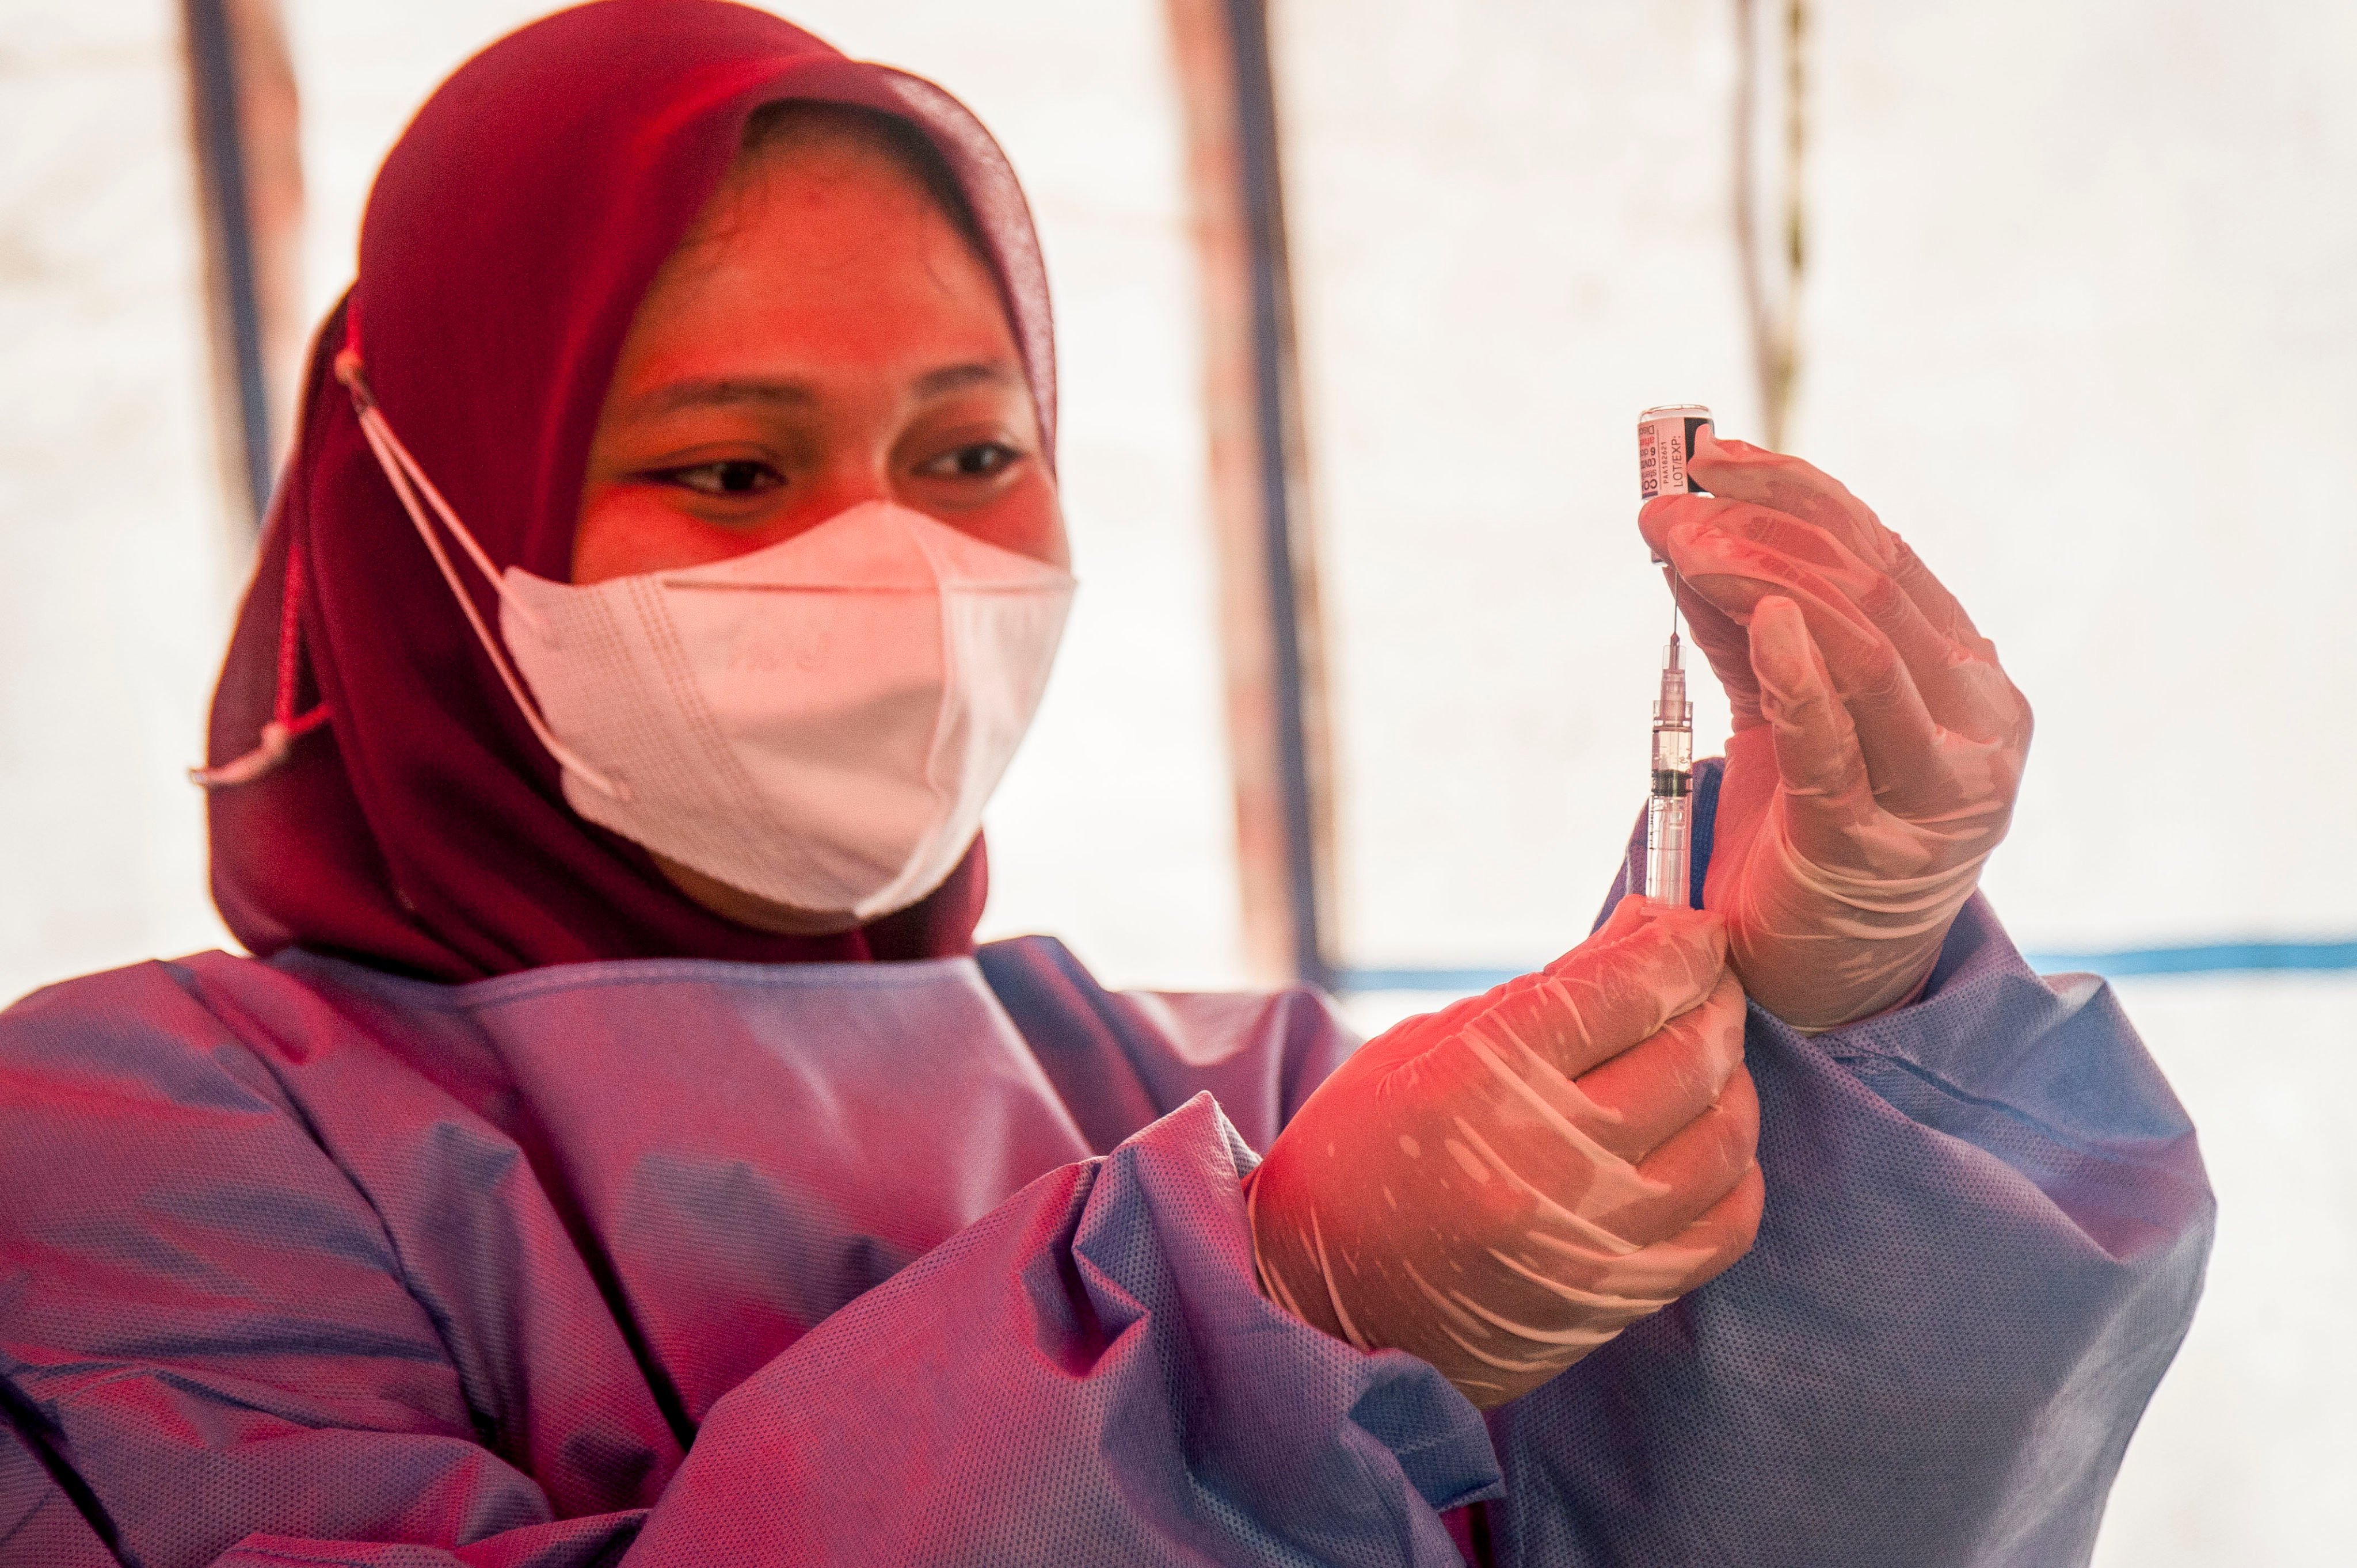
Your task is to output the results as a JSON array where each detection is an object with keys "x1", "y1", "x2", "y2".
[
  {"x1": 1682, "y1": 497, "x2": 1976, "y2": 708},
  {"x1": 1586, "y1": 1065, "x2": 1760, "y2": 1246},
  {"x1": 1646, "y1": 494, "x2": 1998, "y2": 747},
  {"x1": 1636, "y1": 497, "x2": 1766, "y2": 724},
  {"x1": 1651, "y1": 1158, "x2": 1766, "y2": 1294},
  {"x1": 1589, "y1": 887, "x2": 1657, "y2": 946},
  {"x1": 1647, "y1": 507, "x2": 1954, "y2": 816},
  {"x1": 1674, "y1": 579, "x2": 1764, "y2": 728},
  {"x1": 1347, "y1": 899, "x2": 1712, "y2": 1107},
  {"x1": 1476, "y1": 1113, "x2": 1764, "y2": 1352},
  {"x1": 1370, "y1": 892, "x2": 1665, "y2": 1070},
  {"x1": 1688, "y1": 428, "x2": 1997, "y2": 659},
  {"x1": 1357, "y1": 891, "x2": 1706, "y2": 1098},
  {"x1": 1750, "y1": 594, "x2": 1870, "y2": 818},
  {"x1": 1684, "y1": 428, "x2": 1893, "y2": 569},
  {"x1": 1466, "y1": 903, "x2": 1727, "y2": 1082},
  {"x1": 1360, "y1": 987, "x2": 1491, "y2": 1067},
  {"x1": 1571, "y1": 967, "x2": 1746, "y2": 1163},
  {"x1": 1880, "y1": 533, "x2": 1992, "y2": 654},
  {"x1": 1694, "y1": 499, "x2": 2021, "y2": 746},
  {"x1": 1753, "y1": 590, "x2": 2019, "y2": 901},
  {"x1": 1653, "y1": 558, "x2": 1762, "y2": 728},
  {"x1": 1641, "y1": 497, "x2": 1883, "y2": 674}
]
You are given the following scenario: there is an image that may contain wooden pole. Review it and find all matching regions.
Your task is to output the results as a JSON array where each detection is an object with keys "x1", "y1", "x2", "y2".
[
  {"x1": 181, "y1": 0, "x2": 303, "y2": 531},
  {"x1": 1163, "y1": 0, "x2": 1336, "y2": 990},
  {"x1": 1734, "y1": 0, "x2": 1808, "y2": 451}
]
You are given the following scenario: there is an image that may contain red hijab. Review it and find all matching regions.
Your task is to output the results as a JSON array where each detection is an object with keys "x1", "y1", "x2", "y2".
[{"x1": 203, "y1": 0, "x2": 1056, "y2": 981}]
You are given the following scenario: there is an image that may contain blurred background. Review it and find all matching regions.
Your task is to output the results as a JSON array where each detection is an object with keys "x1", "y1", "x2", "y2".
[{"x1": 2, "y1": 0, "x2": 2350, "y2": 1558}]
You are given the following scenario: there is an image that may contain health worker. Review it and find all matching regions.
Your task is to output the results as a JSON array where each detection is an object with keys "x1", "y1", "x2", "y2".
[{"x1": 0, "y1": 3, "x2": 2211, "y2": 1565}]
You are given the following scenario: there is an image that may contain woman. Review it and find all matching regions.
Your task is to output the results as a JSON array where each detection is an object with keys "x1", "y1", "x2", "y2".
[{"x1": 0, "y1": 3, "x2": 2210, "y2": 1565}]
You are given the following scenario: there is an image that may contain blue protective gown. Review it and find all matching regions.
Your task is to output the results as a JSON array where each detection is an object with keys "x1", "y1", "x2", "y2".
[{"x1": 0, "y1": 766, "x2": 2213, "y2": 1566}]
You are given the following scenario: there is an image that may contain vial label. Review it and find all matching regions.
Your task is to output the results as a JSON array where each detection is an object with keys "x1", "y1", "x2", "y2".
[
  {"x1": 1638, "y1": 406, "x2": 1713, "y2": 500},
  {"x1": 1638, "y1": 421, "x2": 1682, "y2": 499}
]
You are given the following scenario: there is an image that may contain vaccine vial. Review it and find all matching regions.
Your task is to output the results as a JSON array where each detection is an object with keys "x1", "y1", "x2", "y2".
[{"x1": 1638, "y1": 405, "x2": 1715, "y2": 500}]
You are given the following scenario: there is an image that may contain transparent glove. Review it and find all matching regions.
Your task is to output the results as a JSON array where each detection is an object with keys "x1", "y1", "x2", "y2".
[
  {"x1": 1639, "y1": 430, "x2": 2033, "y2": 1031},
  {"x1": 1245, "y1": 898, "x2": 1761, "y2": 1410}
]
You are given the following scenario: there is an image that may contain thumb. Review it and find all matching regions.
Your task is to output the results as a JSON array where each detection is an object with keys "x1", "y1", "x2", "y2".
[
  {"x1": 1687, "y1": 426, "x2": 1897, "y2": 572},
  {"x1": 1486, "y1": 903, "x2": 1726, "y2": 1078}
]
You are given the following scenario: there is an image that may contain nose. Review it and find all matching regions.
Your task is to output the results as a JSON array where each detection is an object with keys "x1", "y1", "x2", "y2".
[{"x1": 761, "y1": 457, "x2": 896, "y2": 544}]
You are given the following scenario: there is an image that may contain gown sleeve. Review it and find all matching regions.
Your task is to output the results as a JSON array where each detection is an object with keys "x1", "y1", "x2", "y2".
[
  {"x1": 1482, "y1": 759, "x2": 2216, "y2": 1566},
  {"x1": 0, "y1": 964, "x2": 1498, "y2": 1568},
  {"x1": 2, "y1": 756, "x2": 2211, "y2": 1567}
]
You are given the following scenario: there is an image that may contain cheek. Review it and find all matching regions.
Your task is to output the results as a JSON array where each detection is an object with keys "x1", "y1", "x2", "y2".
[
  {"x1": 572, "y1": 487, "x2": 730, "y2": 584},
  {"x1": 954, "y1": 471, "x2": 1068, "y2": 571}
]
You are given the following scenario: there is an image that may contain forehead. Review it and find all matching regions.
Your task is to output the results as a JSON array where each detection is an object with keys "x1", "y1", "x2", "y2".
[{"x1": 618, "y1": 131, "x2": 1015, "y2": 378}]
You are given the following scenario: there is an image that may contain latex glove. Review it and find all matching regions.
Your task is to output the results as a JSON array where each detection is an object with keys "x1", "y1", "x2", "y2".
[
  {"x1": 1639, "y1": 430, "x2": 2032, "y2": 1031},
  {"x1": 1245, "y1": 898, "x2": 1761, "y2": 1410}
]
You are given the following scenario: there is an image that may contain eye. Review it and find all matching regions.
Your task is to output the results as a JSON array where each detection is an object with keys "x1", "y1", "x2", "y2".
[
  {"x1": 919, "y1": 442, "x2": 1021, "y2": 479},
  {"x1": 655, "y1": 459, "x2": 784, "y2": 497}
]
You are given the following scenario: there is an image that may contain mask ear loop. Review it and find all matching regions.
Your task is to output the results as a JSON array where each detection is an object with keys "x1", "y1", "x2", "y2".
[
  {"x1": 333, "y1": 350, "x2": 627, "y2": 802},
  {"x1": 189, "y1": 536, "x2": 336, "y2": 789}
]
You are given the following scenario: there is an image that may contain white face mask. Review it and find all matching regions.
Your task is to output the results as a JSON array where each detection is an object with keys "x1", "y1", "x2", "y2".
[
  {"x1": 340, "y1": 371, "x2": 1074, "y2": 924},
  {"x1": 504, "y1": 503, "x2": 1072, "y2": 921}
]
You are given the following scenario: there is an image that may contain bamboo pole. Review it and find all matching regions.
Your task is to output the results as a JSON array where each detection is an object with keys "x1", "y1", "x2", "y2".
[
  {"x1": 1162, "y1": 0, "x2": 1337, "y2": 990},
  {"x1": 181, "y1": 0, "x2": 303, "y2": 532}
]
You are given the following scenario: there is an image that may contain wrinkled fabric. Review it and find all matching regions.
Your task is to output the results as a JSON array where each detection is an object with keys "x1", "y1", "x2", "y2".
[
  {"x1": 2, "y1": 771, "x2": 2210, "y2": 1565},
  {"x1": 1494, "y1": 759, "x2": 2215, "y2": 1566},
  {"x1": 0, "y1": 940, "x2": 1487, "y2": 1567}
]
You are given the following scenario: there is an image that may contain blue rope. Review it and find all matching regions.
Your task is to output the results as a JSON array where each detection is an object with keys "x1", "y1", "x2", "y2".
[{"x1": 1336, "y1": 939, "x2": 2357, "y2": 995}]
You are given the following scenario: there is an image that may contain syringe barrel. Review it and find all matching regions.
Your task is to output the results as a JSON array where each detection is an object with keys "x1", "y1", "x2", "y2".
[
  {"x1": 1652, "y1": 714, "x2": 1692, "y2": 776},
  {"x1": 1647, "y1": 794, "x2": 1692, "y2": 909},
  {"x1": 1639, "y1": 407, "x2": 1710, "y2": 908},
  {"x1": 1646, "y1": 639, "x2": 1695, "y2": 908}
]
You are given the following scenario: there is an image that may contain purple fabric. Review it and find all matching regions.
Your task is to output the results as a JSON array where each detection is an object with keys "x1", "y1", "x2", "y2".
[
  {"x1": 0, "y1": 939, "x2": 1490, "y2": 1566},
  {"x1": 1, "y1": 799, "x2": 2210, "y2": 1564},
  {"x1": 1505, "y1": 758, "x2": 2216, "y2": 1565}
]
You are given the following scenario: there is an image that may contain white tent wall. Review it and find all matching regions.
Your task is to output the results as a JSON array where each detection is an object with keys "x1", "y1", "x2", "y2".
[
  {"x1": 1275, "y1": 0, "x2": 1753, "y2": 972},
  {"x1": 1277, "y1": 0, "x2": 2357, "y2": 970},
  {"x1": 1803, "y1": 0, "x2": 2357, "y2": 953},
  {"x1": 1275, "y1": 2, "x2": 2355, "y2": 1561},
  {"x1": 0, "y1": 5, "x2": 241, "y2": 1008},
  {"x1": 2, "y1": 0, "x2": 2348, "y2": 1558},
  {"x1": 2096, "y1": 971, "x2": 2356, "y2": 1565}
]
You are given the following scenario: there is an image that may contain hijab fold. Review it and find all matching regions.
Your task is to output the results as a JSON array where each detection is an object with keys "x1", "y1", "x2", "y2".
[{"x1": 204, "y1": 0, "x2": 1057, "y2": 981}]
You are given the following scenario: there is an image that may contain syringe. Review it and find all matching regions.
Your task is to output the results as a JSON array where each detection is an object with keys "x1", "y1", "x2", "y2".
[
  {"x1": 1636, "y1": 403, "x2": 1711, "y2": 908},
  {"x1": 1646, "y1": 625, "x2": 1694, "y2": 908}
]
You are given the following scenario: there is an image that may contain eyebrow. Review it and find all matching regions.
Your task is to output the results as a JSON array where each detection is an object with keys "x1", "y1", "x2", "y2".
[
  {"x1": 911, "y1": 361, "x2": 1019, "y2": 398},
  {"x1": 630, "y1": 361, "x2": 1019, "y2": 419},
  {"x1": 631, "y1": 377, "x2": 818, "y2": 417}
]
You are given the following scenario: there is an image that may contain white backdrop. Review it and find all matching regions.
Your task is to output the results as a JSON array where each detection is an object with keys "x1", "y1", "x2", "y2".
[
  {"x1": 0, "y1": 5, "x2": 239, "y2": 1009},
  {"x1": 0, "y1": 2, "x2": 2349, "y2": 1559},
  {"x1": 1278, "y1": 0, "x2": 2357, "y2": 970},
  {"x1": 1276, "y1": 5, "x2": 2357, "y2": 1560}
]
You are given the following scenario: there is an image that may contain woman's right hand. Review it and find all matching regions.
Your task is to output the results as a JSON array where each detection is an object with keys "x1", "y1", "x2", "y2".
[{"x1": 1245, "y1": 898, "x2": 1763, "y2": 1409}]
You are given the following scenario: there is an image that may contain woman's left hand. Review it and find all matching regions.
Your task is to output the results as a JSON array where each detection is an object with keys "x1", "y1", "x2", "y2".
[{"x1": 1638, "y1": 430, "x2": 2033, "y2": 1031}]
